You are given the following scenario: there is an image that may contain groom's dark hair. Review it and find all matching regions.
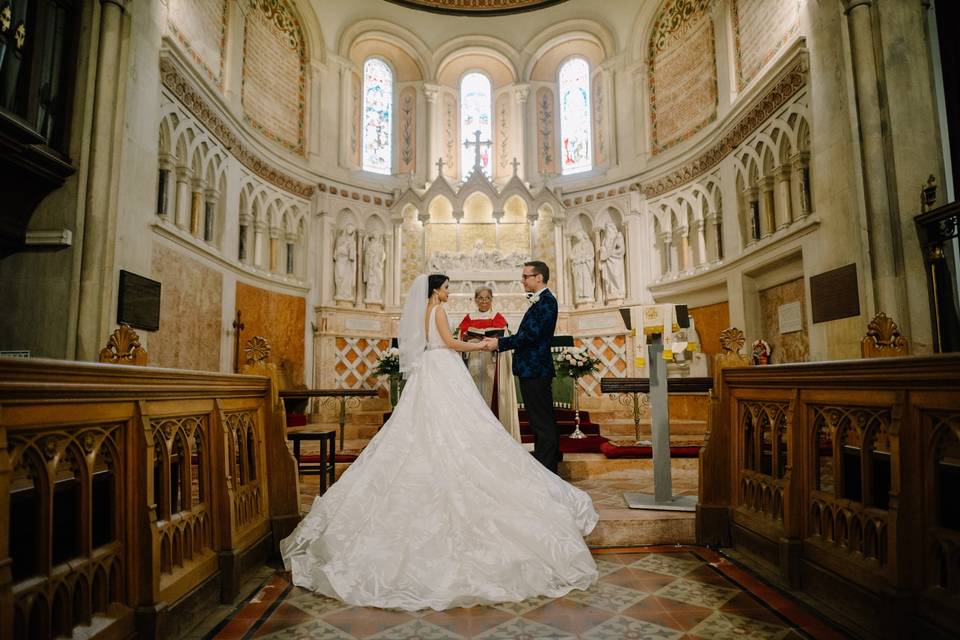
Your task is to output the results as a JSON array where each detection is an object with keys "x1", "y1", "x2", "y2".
[
  {"x1": 427, "y1": 273, "x2": 449, "y2": 298},
  {"x1": 525, "y1": 261, "x2": 550, "y2": 284}
]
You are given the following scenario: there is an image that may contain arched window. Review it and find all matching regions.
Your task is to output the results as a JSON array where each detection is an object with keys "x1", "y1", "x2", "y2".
[
  {"x1": 362, "y1": 58, "x2": 393, "y2": 174},
  {"x1": 460, "y1": 72, "x2": 492, "y2": 178},
  {"x1": 559, "y1": 57, "x2": 592, "y2": 175}
]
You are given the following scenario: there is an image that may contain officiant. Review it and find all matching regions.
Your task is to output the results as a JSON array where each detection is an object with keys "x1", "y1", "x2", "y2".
[{"x1": 457, "y1": 287, "x2": 521, "y2": 441}]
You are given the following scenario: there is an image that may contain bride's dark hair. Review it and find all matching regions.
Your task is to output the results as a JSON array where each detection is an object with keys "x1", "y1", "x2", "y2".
[{"x1": 427, "y1": 274, "x2": 449, "y2": 299}]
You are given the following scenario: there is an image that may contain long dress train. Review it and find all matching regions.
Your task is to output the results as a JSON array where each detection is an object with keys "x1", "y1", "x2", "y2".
[{"x1": 280, "y1": 305, "x2": 598, "y2": 611}]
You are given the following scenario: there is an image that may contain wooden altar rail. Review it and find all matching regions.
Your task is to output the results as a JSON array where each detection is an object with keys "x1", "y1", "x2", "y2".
[
  {"x1": 0, "y1": 357, "x2": 300, "y2": 640},
  {"x1": 698, "y1": 354, "x2": 960, "y2": 639}
]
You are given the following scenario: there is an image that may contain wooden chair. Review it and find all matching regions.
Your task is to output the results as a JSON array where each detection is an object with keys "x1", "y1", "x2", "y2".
[
  {"x1": 241, "y1": 337, "x2": 337, "y2": 494},
  {"x1": 98, "y1": 324, "x2": 148, "y2": 365},
  {"x1": 861, "y1": 312, "x2": 909, "y2": 358}
]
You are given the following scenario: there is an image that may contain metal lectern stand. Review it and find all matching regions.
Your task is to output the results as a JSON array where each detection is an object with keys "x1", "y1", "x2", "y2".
[{"x1": 623, "y1": 333, "x2": 697, "y2": 511}]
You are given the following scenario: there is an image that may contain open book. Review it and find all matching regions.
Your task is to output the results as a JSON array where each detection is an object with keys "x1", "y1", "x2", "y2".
[{"x1": 465, "y1": 326, "x2": 506, "y2": 339}]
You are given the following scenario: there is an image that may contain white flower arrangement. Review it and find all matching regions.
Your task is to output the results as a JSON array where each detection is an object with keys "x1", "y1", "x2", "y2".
[
  {"x1": 555, "y1": 347, "x2": 601, "y2": 379},
  {"x1": 373, "y1": 347, "x2": 401, "y2": 377}
]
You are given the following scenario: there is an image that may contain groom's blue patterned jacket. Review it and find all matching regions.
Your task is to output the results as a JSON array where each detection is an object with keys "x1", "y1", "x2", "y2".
[{"x1": 498, "y1": 289, "x2": 557, "y2": 379}]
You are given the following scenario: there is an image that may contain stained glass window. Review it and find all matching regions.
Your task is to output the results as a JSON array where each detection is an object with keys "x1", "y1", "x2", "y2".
[
  {"x1": 362, "y1": 58, "x2": 393, "y2": 174},
  {"x1": 559, "y1": 58, "x2": 592, "y2": 175},
  {"x1": 460, "y1": 72, "x2": 492, "y2": 179}
]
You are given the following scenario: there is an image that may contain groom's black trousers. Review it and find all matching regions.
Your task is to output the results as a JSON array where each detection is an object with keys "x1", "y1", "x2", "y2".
[{"x1": 519, "y1": 377, "x2": 561, "y2": 474}]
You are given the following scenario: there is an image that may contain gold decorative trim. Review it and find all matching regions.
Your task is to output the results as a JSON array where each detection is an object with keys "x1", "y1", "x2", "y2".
[{"x1": 160, "y1": 55, "x2": 314, "y2": 200}]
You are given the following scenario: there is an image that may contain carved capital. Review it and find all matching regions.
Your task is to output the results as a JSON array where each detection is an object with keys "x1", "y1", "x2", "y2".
[
  {"x1": 423, "y1": 83, "x2": 441, "y2": 104},
  {"x1": 513, "y1": 83, "x2": 531, "y2": 103}
]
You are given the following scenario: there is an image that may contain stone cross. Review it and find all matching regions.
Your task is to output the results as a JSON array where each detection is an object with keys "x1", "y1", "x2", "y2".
[
  {"x1": 510, "y1": 157, "x2": 520, "y2": 177},
  {"x1": 463, "y1": 130, "x2": 492, "y2": 174},
  {"x1": 435, "y1": 157, "x2": 445, "y2": 179}
]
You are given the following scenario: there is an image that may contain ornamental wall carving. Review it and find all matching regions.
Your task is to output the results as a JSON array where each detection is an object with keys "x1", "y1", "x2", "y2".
[
  {"x1": 160, "y1": 55, "x2": 314, "y2": 199},
  {"x1": 639, "y1": 58, "x2": 807, "y2": 198}
]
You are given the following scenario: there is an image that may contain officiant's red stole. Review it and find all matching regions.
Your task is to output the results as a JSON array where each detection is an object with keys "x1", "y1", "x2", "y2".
[
  {"x1": 458, "y1": 312, "x2": 508, "y2": 414},
  {"x1": 457, "y1": 312, "x2": 508, "y2": 336}
]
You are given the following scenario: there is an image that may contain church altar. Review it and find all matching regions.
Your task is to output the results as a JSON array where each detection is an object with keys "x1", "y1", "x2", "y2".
[{"x1": 311, "y1": 140, "x2": 662, "y2": 426}]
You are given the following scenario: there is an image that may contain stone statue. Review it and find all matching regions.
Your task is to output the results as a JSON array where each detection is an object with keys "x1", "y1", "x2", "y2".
[
  {"x1": 599, "y1": 222, "x2": 626, "y2": 300},
  {"x1": 570, "y1": 230, "x2": 595, "y2": 302},
  {"x1": 363, "y1": 232, "x2": 386, "y2": 303},
  {"x1": 334, "y1": 223, "x2": 357, "y2": 301}
]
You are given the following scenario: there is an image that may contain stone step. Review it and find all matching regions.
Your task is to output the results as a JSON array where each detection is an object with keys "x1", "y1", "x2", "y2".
[
  {"x1": 560, "y1": 454, "x2": 699, "y2": 482},
  {"x1": 599, "y1": 419, "x2": 708, "y2": 437}
]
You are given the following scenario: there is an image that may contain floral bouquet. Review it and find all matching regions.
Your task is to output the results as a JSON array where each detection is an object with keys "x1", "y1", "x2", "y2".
[
  {"x1": 752, "y1": 339, "x2": 771, "y2": 365},
  {"x1": 555, "y1": 347, "x2": 601, "y2": 379},
  {"x1": 373, "y1": 347, "x2": 401, "y2": 378}
]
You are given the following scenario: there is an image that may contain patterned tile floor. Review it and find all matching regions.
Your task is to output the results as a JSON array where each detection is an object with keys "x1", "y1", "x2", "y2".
[{"x1": 200, "y1": 547, "x2": 848, "y2": 640}]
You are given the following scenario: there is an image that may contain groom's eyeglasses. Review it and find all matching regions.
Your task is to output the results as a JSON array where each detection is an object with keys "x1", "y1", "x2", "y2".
[{"x1": 521, "y1": 273, "x2": 537, "y2": 280}]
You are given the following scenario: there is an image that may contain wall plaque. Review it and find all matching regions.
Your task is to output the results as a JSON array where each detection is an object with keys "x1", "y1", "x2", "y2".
[
  {"x1": 810, "y1": 263, "x2": 860, "y2": 324},
  {"x1": 778, "y1": 301, "x2": 802, "y2": 334},
  {"x1": 118, "y1": 270, "x2": 161, "y2": 331}
]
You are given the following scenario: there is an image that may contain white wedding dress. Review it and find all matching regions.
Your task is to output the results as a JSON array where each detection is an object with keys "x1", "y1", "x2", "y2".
[{"x1": 280, "y1": 304, "x2": 598, "y2": 611}]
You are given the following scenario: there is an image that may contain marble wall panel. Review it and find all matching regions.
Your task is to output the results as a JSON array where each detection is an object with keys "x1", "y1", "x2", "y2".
[
  {"x1": 649, "y1": 0, "x2": 717, "y2": 153},
  {"x1": 426, "y1": 224, "x2": 458, "y2": 256},
  {"x1": 499, "y1": 222, "x2": 530, "y2": 255},
  {"x1": 150, "y1": 244, "x2": 222, "y2": 372},
  {"x1": 733, "y1": 0, "x2": 800, "y2": 88},
  {"x1": 235, "y1": 282, "x2": 306, "y2": 384},
  {"x1": 459, "y1": 224, "x2": 497, "y2": 253},
  {"x1": 400, "y1": 213, "x2": 425, "y2": 292},
  {"x1": 533, "y1": 216, "x2": 556, "y2": 280},
  {"x1": 689, "y1": 301, "x2": 730, "y2": 355},
  {"x1": 167, "y1": 0, "x2": 227, "y2": 86},
  {"x1": 758, "y1": 277, "x2": 809, "y2": 363},
  {"x1": 242, "y1": 0, "x2": 306, "y2": 153}
]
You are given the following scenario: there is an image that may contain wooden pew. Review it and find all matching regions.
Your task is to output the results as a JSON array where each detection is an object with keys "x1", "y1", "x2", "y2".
[
  {"x1": 0, "y1": 332, "x2": 299, "y2": 640},
  {"x1": 696, "y1": 341, "x2": 960, "y2": 639}
]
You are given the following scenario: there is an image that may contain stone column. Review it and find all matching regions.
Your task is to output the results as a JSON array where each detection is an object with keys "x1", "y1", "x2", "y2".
[
  {"x1": 76, "y1": 0, "x2": 128, "y2": 360},
  {"x1": 707, "y1": 212, "x2": 723, "y2": 262},
  {"x1": 339, "y1": 61, "x2": 356, "y2": 170},
  {"x1": 190, "y1": 179, "x2": 204, "y2": 237},
  {"x1": 662, "y1": 231, "x2": 677, "y2": 278},
  {"x1": 423, "y1": 83, "x2": 440, "y2": 180},
  {"x1": 285, "y1": 231, "x2": 298, "y2": 276},
  {"x1": 203, "y1": 187, "x2": 218, "y2": 243},
  {"x1": 514, "y1": 84, "x2": 530, "y2": 181},
  {"x1": 743, "y1": 187, "x2": 760, "y2": 243},
  {"x1": 174, "y1": 167, "x2": 191, "y2": 229},
  {"x1": 269, "y1": 228, "x2": 281, "y2": 273},
  {"x1": 760, "y1": 177, "x2": 775, "y2": 237},
  {"x1": 553, "y1": 218, "x2": 567, "y2": 305},
  {"x1": 157, "y1": 153, "x2": 175, "y2": 218},
  {"x1": 679, "y1": 225, "x2": 691, "y2": 273},
  {"x1": 844, "y1": 0, "x2": 906, "y2": 318},
  {"x1": 253, "y1": 221, "x2": 267, "y2": 269},
  {"x1": 790, "y1": 152, "x2": 811, "y2": 218},
  {"x1": 624, "y1": 208, "x2": 646, "y2": 302},
  {"x1": 238, "y1": 213, "x2": 253, "y2": 263},
  {"x1": 390, "y1": 215, "x2": 403, "y2": 306},
  {"x1": 774, "y1": 165, "x2": 793, "y2": 229},
  {"x1": 695, "y1": 219, "x2": 708, "y2": 267}
]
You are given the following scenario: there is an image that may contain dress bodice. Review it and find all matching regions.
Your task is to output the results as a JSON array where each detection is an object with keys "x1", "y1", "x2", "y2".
[{"x1": 426, "y1": 305, "x2": 446, "y2": 349}]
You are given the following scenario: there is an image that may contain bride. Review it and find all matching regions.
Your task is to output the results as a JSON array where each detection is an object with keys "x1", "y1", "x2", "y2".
[{"x1": 280, "y1": 274, "x2": 598, "y2": 611}]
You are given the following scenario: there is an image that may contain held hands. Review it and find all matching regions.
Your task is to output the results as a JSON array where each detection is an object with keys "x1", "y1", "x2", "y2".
[{"x1": 479, "y1": 337, "x2": 499, "y2": 352}]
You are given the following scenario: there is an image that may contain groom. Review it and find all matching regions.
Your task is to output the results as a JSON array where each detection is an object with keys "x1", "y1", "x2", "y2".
[{"x1": 483, "y1": 261, "x2": 561, "y2": 474}]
